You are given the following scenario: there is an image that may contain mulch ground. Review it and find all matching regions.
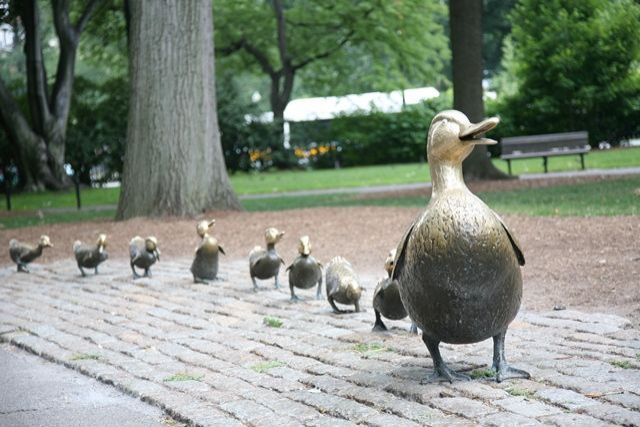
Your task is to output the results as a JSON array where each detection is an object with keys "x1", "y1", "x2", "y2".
[{"x1": 2, "y1": 175, "x2": 639, "y2": 327}]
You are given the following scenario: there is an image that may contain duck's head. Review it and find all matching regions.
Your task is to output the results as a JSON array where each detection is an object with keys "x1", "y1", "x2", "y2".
[
  {"x1": 384, "y1": 248, "x2": 396, "y2": 276},
  {"x1": 39, "y1": 235, "x2": 53, "y2": 248},
  {"x1": 298, "y1": 235, "x2": 311, "y2": 256},
  {"x1": 196, "y1": 219, "x2": 215, "y2": 238},
  {"x1": 265, "y1": 227, "x2": 285, "y2": 245},
  {"x1": 427, "y1": 110, "x2": 499, "y2": 164},
  {"x1": 145, "y1": 236, "x2": 160, "y2": 260},
  {"x1": 96, "y1": 234, "x2": 107, "y2": 252}
]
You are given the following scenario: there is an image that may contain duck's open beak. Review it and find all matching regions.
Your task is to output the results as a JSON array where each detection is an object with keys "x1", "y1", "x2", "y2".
[{"x1": 459, "y1": 117, "x2": 499, "y2": 145}]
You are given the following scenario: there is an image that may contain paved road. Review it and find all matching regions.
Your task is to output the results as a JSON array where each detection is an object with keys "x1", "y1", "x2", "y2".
[
  {"x1": 1, "y1": 259, "x2": 639, "y2": 426},
  {"x1": 0, "y1": 343, "x2": 176, "y2": 427}
]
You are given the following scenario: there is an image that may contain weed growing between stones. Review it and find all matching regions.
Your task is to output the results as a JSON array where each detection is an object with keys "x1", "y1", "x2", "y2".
[
  {"x1": 70, "y1": 353, "x2": 100, "y2": 361},
  {"x1": 506, "y1": 387, "x2": 534, "y2": 398},
  {"x1": 352, "y1": 342, "x2": 388, "y2": 354},
  {"x1": 163, "y1": 372, "x2": 204, "y2": 382},
  {"x1": 610, "y1": 360, "x2": 633, "y2": 369},
  {"x1": 263, "y1": 316, "x2": 283, "y2": 328},
  {"x1": 470, "y1": 368, "x2": 495, "y2": 379}
]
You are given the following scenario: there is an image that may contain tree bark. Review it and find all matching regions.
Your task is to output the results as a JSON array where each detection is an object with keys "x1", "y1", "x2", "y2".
[
  {"x1": 449, "y1": 0, "x2": 509, "y2": 180},
  {"x1": 116, "y1": 0, "x2": 241, "y2": 219}
]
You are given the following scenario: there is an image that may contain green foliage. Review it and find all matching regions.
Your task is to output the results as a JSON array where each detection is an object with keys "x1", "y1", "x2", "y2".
[
  {"x1": 214, "y1": 0, "x2": 449, "y2": 97},
  {"x1": 352, "y1": 342, "x2": 388, "y2": 354},
  {"x1": 65, "y1": 76, "x2": 128, "y2": 184},
  {"x1": 70, "y1": 352, "x2": 100, "y2": 361},
  {"x1": 609, "y1": 360, "x2": 633, "y2": 369},
  {"x1": 469, "y1": 368, "x2": 495, "y2": 379},
  {"x1": 290, "y1": 97, "x2": 450, "y2": 168},
  {"x1": 496, "y1": 0, "x2": 640, "y2": 145},
  {"x1": 506, "y1": 387, "x2": 534, "y2": 397}
]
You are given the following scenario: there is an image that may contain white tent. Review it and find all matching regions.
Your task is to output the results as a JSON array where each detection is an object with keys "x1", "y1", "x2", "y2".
[{"x1": 251, "y1": 86, "x2": 440, "y2": 147}]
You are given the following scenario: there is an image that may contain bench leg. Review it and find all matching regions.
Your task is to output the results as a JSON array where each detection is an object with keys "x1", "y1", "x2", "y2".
[
  {"x1": 507, "y1": 159, "x2": 512, "y2": 175},
  {"x1": 580, "y1": 153, "x2": 585, "y2": 170},
  {"x1": 543, "y1": 157, "x2": 548, "y2": 173}
]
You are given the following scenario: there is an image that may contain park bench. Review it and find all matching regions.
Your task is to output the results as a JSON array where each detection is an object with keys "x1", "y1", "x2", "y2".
[{"x1": 500, "y1": 131, "x2": 590, "y2": 175}]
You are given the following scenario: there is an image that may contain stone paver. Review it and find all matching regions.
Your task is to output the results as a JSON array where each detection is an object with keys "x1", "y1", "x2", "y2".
[{"x1": 1, "y1": 258, "x2": 639, "y2": 426}]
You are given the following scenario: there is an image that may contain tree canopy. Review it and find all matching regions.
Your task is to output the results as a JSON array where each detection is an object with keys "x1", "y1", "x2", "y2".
[{"x1": 496, "y1": 0, "x2": 640, "y2": 144}]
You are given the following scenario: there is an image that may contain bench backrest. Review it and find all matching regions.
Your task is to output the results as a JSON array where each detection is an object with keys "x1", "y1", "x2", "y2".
[{"x1": 501, "y1": 131, "x2": 589, "y2": 155}]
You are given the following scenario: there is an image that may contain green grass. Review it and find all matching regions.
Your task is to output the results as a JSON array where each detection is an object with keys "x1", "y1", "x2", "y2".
[
  {"x1": 69, "y1": 352, "x2": 100, "y2": 361},
  {"x1": 469, "y1": 368, "x2": 495, "y2": 379},
  {"x1": 506, "y1": 387, "x2": 534, "y2": 398},
  {"x1": 0, "y1": 147, "x2": 638, "y2": 229},
  {"x1": 352, "y1": 342, "x2": 388, "y2": 354},
  {"x1": 163, "y1": 372, "x2": 204, "y2": 382},
  {"x1": 250, "y1": 360, "x2": 286, "y2": 373},
  {"x1": 610, "y1": 360, "x2": 634, "y2": 369},
  {"x1": 243, "y1": 175, "x2": 640, "y2": 216},
  {"x1": 263, "y1": 316, "x2": 283, "y2": 328}
]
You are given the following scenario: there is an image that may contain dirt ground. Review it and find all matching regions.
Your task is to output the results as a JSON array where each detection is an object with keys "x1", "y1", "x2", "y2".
[{"x1": 2, "y1": 175, "x2": 639, "y2": 328}]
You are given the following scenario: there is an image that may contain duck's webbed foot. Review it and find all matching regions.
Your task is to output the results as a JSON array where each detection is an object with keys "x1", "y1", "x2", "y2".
[
  {"x1": 78, "y1": 266, "x2": 86, "y2": 277},
  {"x1": 290, "y1": 285, "x2": 301, "y2": 302},
  {"x1": 372, "y1": 310, "x2": 388, "y2": 332},
  {"x1": 328, "y1": 296, "x2": 346, "y2": 314},
  {"x1": 251, "y1": 277, "x2": 260, "y2": 292},
  {"x1": 193, "y1": 276, "x2": 210, "y2": 285},
  {"x1": 131, "y1": 265, "x2": 141, "y2": 279},
  {"x1": 409, "y1": 322, "x2": 419, "y2": 334},
  {"x1": 17, "y1": 264, "x2": 29, "y2": 273},
  {"x1": 421, "y1": 333, "x2": 470, "y2": 384},
  {"x1": 144, "y1": 269, "x2": 151, "y2": 278},
  {"x1": 492, "y1": 330, "x2": 530, "y2": 383}
]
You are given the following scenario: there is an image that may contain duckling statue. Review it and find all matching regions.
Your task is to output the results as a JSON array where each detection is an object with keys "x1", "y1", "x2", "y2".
[
  {"x1": 9, "y1": 235, "x2": 53, "y2": 273},
  {"x1": 73, "y1": 234, "x2": 108, "y2": 277},
  {"x1": 392, "y1": 110, "x2": 528, "y2": 383},
  {"x1": 129, "y1": 236, "x2": 160, "y2": 279},
  {"x1": 325, "y1": 256, "x2": 363, "y2": 313},
  {"x1": 286, "y1": 236, "x2": 323, "y2": 301},
  {"x1": 249, "y1": 227, "x2": 285, "y2": 291},
  {"x1": 190, "y1": 219, "x2": 225, "y2": 284},
  {"x1": 372, "y1": 249, "x2": 417, "y2": 333}
]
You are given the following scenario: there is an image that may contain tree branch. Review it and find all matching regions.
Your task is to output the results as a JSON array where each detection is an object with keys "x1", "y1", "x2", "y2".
[
  {"x1": 52, "y1": 0, "x2": 77, "y2": 46},
  {"x1": 75, "y1": 0, "x2": 102, "y2": 34},
  {"x1": 271, "y1": 0, "x2": 290, "y2": 71},
  {"x1": 292, "y1": 28, "x2": 355, "y2": 71},
  {"x1": 21, "y1": 0, "x2": 52, "y2": 135}
]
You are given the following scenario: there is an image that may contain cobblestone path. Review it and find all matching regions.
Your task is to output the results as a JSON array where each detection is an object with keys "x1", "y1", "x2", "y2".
[{"x1": 1, "y1": 259, "x2": 639, "y2": 426}]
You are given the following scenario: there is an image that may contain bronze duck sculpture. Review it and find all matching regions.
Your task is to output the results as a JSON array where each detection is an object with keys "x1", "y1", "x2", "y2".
[
  {"x1": 191, "y1": 219, "x2": 225, "y2": 284},
  {"x1": 129, "y1": 236, "x2": 160, "y2": 279},
  {"x1": 73, "y1": 234, "x2": 108, "y2": 277},
  {"x1": 249, "y1": 227, "x2": 285, "y2": 291},
  {"x1": 325, "y1": 256, "x2": 363, "y2": 313},
  {"x1": 9, "y1": 235, "x2": 53, "y2": 272},
  {"x1": 392, "y1": 110, "x2": 529, "y2": 383},
  {"x1": 372, "y1": 248, "x2": 417, "y2": 333},
  {"x1": 286, "y1": 235, "x2": 323, "y2": 301}
]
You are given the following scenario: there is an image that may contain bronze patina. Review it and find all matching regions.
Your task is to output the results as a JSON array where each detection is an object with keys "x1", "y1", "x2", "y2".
[
  {"x1": 249, "y1": 227, "x2": 285, "y2": 291},
  {"x1": 286, "y1": 235, "x2": 323, "y2": 301},
  {"x1": 129, "y1": 236, "x2": 160, "y2": 279},
  {"x1": 372, "y1": 248, "x2": 417, "y2": 333},
  {"x1": 325, "y1": 256, "x2": 363, "y2": 313},
  {"x1": 393, "y1": 110, "x2": 529, "y2": 383},
  {"x1": 9, "y1": 235, "x2": 53, "y2": 273},
  {"x1": 73, "y1": 234, "x2": 108, "y2": 276},
  {"x1": 191, "y1": 219, "x2": 225, "y2": 284}
]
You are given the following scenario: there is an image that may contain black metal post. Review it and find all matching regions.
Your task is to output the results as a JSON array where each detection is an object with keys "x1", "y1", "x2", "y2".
[
  {"x1": 3, "y1": 167, "x2": 11, "y2": 211},
  {"x1": 73, "y1": 174, "x2": 81, "y2": 210}
]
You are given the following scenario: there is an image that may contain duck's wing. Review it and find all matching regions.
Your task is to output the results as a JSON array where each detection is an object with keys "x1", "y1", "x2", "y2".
[
  {"x1": 129, "y1": 236, "x2": 143, "y2": 261},
  {"x1": 391, "y1": 220, "x2": 417, "y2": 282},
  {"x1": 491, "y1": 210, "x2": 525, "y2": 266},
  {"x1": 9, "y1": 240, "x2": 30, "y2": 262}
]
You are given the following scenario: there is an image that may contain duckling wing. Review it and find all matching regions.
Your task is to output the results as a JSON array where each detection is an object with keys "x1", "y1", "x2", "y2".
[
  {"x1": 129, "y1": 237, "x2": 144, "y2": 260},
  {"x1": 391, "y1": 220, "x2": 417, "y2": 282},
  {"x1": 9, "y1": 241, "x2": 31, "y2": 262},
  {"x1": 491, "y1": 210, "x2": 525, "y2": 266},
  {"x1": 218, "y1": 245, "x2": 226, "y2": 255}
]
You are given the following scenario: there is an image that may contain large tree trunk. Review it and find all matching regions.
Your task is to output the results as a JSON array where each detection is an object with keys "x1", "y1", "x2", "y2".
[
  {"x1": 116, "y1": 0, "x2": 241, "y2": 219},
  {"x1": 450, "y1": 0, "x2": 509, "y2": 180}
]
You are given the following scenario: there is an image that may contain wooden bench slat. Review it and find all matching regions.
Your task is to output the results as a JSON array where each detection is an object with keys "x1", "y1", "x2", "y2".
[{"x1": 499, "y1": 131, "x2": 590, "y2": 174}]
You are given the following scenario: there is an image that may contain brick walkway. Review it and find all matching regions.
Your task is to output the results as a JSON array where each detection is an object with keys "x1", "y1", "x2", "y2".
[{"x1": 1, "y1": 259, "x2": 639, "y2": 426}]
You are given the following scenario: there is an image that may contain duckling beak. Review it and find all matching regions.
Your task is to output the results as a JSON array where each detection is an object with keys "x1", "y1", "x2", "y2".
[
  {"x1": 154, "y1": 249, "x2": 161, "y2": 261},
  {"x1": 208, "y1": 220, "x2": 216, "y2": 228},
  {"x1": 459, "y1": 117, "x2": 499, "y2": 145}
]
